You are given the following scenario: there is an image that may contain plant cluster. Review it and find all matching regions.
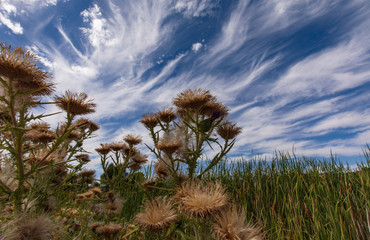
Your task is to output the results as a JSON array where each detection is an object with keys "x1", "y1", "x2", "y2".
[
  {"x1": 0, "y1": 42, "x2": 262, "y2": 239},
  {"x1": 140, "y1": 88, "x2": 241, "y2": 181}
]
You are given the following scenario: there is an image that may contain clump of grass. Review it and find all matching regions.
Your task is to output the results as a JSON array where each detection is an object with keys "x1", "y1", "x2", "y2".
[{"x1": 205, "y1": 150, "x2": 370, "y2": 239}]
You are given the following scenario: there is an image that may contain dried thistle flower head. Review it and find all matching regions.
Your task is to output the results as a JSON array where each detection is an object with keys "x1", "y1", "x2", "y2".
[
  {"x1": 90, "y1": 221, "x2": 104, "y2": 233},
  {"x1": 176, "y1": 171, "x2": 188, "y2": 185},
  {"x1": 76, "y1": 191, "x2": 94, "y2": 200},
  {"x1": 79, "y1": 170, "x2": 96, "y2": 178},
  {"x1": 131, "y1": 151, "x2": 148, "y2": 164},
  {"x1": 91, "y1": 203, "x2": 105, "y2": 215},
  {"x1": 106, "y1": 197, "x2": 123, "y2": 214},
  {"x1": 96, "y1": 222, "x2": 122, "y2": 239},
  {"x1": 135, "y1": 197, "x2": 177, "y2": 232},
  {"x1": 73, "y1": 118, "x2": 99, "y2": 131},
  {"x1": 142, "y1": 178, "x2": 156, "y2": 190},
  {"x1": 124, "y1": 134, "x2": 142, "y2": 145},
  {"x1": 89, "y1": 186, "x2": 102, "y2": 195},
  {"x1": 140, "y1": 113, "x2": 158, "y2": 129},
  {"x1": 109, "y1": 141, "x2": 127, "y2": 151},
  {"x1": 105, "y1": 191, "x2": 123, "y2": 214},
  {"x1": 173, "y1": 181, "x2": 229, "y2": 218},
  {"x1": 1, "y1": 214, "x2": 56, "y2": 240},
  {"x1": 24, "y1": 127, "x2": 56, "y2": 144},
  {"x1": 156, "y1": 107, "x2": 177, "y2": 123},
  {"x1": 156, "y1": 139, "x2": 182, "y2": 155},
  {"x1": 128, "y1": 161, "x2": 142, "y2": 171},
  {"x1": 217, "y1": 121, "x2": 242, "y2": 140},
  {"x1": 24, "y1": 122, "x2": 56, "y2": 143},
  {"x1": 173, "y1": 88, "x2": 213, "y2": 110},
  {"x1": 0, "y1": 42, "x2": 54, "y2": 96},
  {"x1": 105, "y1": 191, "x2": 116, "y2": 202},
  {"x1": 212, "y1": 206, "x2": 263, "y2": 240},
  {"x1": 34, "y1": 131, "x2": 57, "y2": 143},
  {"x1": 96, "y1": 143, "x2": 111, "y2": 155},
  {"x1": 26, "y1": 148, "x2": 51, "y2": 167},
  {"x1": 154, "y1": 159, "x2": 171, "y2": 179},
  {"x1": 30, "y1": 122, "x2": 50, "y2": 131},
  {"x1": 54, "y1": 90, "x2": 96, "y2": 116},
  {"x1": 200, "y1": 97, "x2": 229, "y2": 118},
  {"x1": 75, "y1": 153, "x2": 91, "y2": 163}
]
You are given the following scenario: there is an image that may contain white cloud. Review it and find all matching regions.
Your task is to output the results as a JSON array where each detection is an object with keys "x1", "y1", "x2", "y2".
[
  {"x1": 174, "y1": 0, "x2": 218, "y2": 17},
  {"x1": 192, "y1": 42, "x2": 202, "y2": 52},
  {"x1": 0, "y1": 0, "x2": 67, "y2": 34},
  {"x1": 80, "y1": 4, "x2": 112, "y2": 48},
  {"x1": 0, "y1": 12, "x2": 23, "y2": 34},
  {"x1": 17, "y1": 0, "x2": 370, "y2": 164},
  {"x1": 273, "y1": 32, "x2": 370, "y2": 99},
  {"x1": 307, "y1": 111, "x2": 370, "y2": 133}
]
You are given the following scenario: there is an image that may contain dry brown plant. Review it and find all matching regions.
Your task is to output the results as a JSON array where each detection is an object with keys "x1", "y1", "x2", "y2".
[
  {"x1": 135, "y1": 197, "x2": 178, "y2": 232},
  {"x1": 217, "y1": 121, "x2": 242, "y2": 140},
  {"x1": 54, "y1": 90, "x2": 96, "y2": 116},
  {"x1": 173, "y1": 181, "x2": 229, "y2": 218},
  {"x1": 212, "y1": 206, "x2": 264, "y2": 240}
]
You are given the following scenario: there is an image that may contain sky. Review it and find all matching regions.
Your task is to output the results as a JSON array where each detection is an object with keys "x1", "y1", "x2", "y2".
[{"x1": 1, "y1": 0, "x2": 370, "y2": 171}]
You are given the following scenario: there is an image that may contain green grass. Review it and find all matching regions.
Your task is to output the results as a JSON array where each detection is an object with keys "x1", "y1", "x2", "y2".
[
  {"x1": 1, "y1": 150, "x2": 369, "y2": 239},
  {"x1": 108, "y1": 150, "x2": 369, "y2": 239},
  {"x1": 201, "y1": 152, "x2": 369, "y2": 239}
]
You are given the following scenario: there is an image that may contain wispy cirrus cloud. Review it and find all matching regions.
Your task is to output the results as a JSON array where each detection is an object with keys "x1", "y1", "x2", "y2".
[
  {"x1": 2, "y1": 0, "x2": 369, "y2": 167},
  {"x1": 0, "y1": 0, "x2": 68, "y2": 34}
]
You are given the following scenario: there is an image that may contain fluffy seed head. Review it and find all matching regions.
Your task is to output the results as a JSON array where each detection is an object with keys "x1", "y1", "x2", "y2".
[
  {"x1": 1, "y1": 214, "x2": 56, "y2": 240},
  {"x1": 212, "y1": 206, "x2": 263, "y2": 240},
  {"x1": 135, "y1": 197, "x2": 177, "y2": 232},
  {"x1": 54, "y1": 90, "x2": 96, "y2": 116},
  {"x1": 217, "y1": 121, "x2": 242, "y2": 140},
  {"x1": 173, "y1": 181, "x2": 229, "y2": 218}
]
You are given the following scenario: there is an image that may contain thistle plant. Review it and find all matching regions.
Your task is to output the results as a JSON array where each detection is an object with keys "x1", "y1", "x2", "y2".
[
  {"x1": 0, "y1": 42, "x2": 98, "y2": 212},
  {"x1": 96, "y1": 134, "x2": 148, "y2": 190},
  {"x1": 140, "y1": 88, "x2": 241, "y2": 181}
]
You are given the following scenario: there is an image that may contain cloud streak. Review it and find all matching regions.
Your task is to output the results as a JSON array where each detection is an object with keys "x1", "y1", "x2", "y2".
[{"x1": 2, "y1": 0, "x2": 369, "y2": 167}]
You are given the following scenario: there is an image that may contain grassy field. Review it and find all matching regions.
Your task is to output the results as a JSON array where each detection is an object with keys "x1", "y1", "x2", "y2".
[
  {"x1": 203, "y1": 153, "x2": 370, "y2": 239},
  {"x1": 2, "y1": 149, "x2": 369, "y2": 239}
]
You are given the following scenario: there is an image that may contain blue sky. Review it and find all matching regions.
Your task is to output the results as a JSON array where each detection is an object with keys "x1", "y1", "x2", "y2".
[{"x1": 1, "y1": 0, "x2": 370, "y2": 170}]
